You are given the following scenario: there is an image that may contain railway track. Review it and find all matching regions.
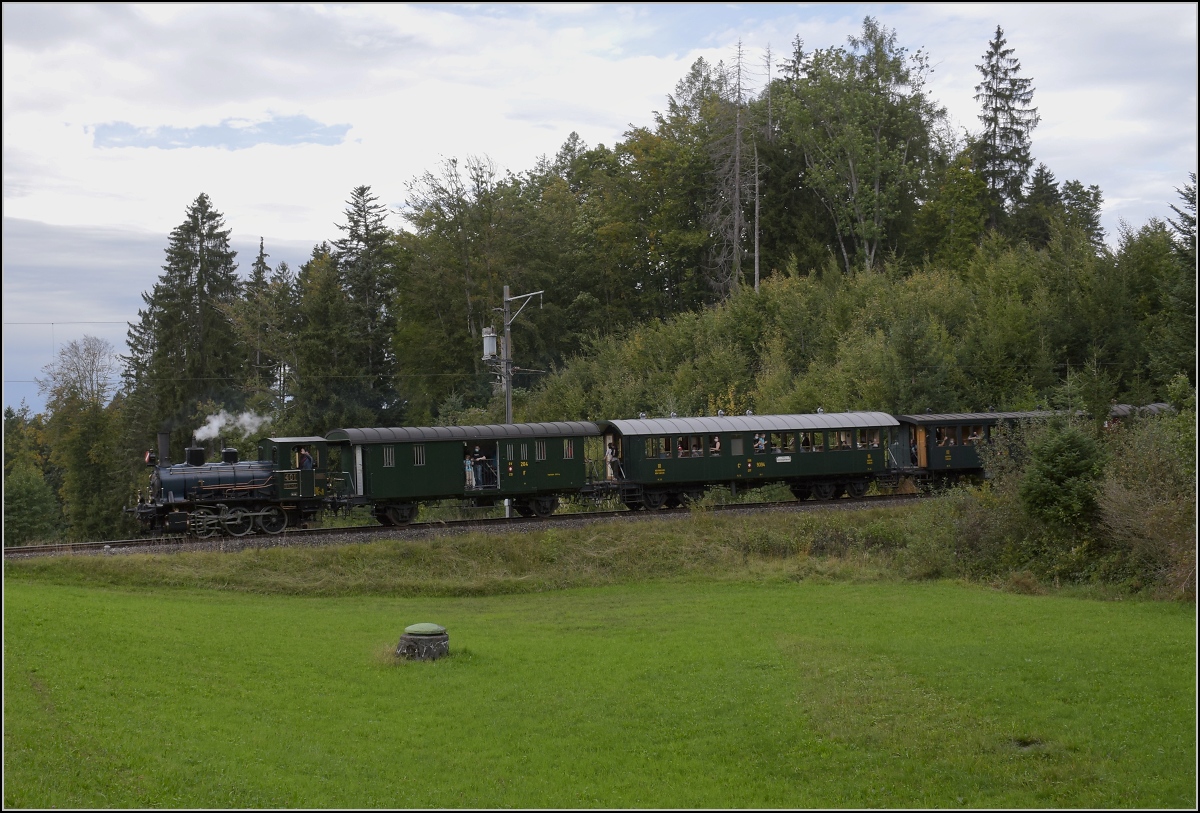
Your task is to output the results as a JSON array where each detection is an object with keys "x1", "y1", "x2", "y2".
[{"x1": 4, "y1": 492, "x2": 925, "y2": 559}]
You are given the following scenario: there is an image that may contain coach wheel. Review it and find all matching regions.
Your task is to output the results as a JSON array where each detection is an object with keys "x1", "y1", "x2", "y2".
[
  {"x1": 386, "y1": 505, "x2": 416, "y2": 526},
  {"x1": 223, "y1": 507, "x2": 254, "y2": 536},
  {"x1": 790, "y1": 483, "x2": 812, "y2": 501},
  {"x1": 530, "y1": 496, "x2": 559, "y2": 518},
  {"x1": 846, "y1": 481, "x2": 868, "y2": 499},
  {"x1": 257, "y1": 506, "x2": 287, "y2": 535},
  {"x1": 192, "y1": 507, "x2": 219, "y2": 538},
  {"x1": 812, "y1": 482, "x2": 837, "y2": 501},
  {"x1": 642, "y1": 490, "x2": 667, "y2": 510}
]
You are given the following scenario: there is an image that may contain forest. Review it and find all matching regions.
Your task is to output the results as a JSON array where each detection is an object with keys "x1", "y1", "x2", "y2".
[{"x1": 4, "y1": 21, "x2": 1196, "y2": 594}]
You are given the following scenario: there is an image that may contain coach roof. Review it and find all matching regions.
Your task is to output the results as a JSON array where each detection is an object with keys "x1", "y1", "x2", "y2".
[
  {"x1": 326, "y1": 422, "x2": 602, "y2": 444},
  {"x1": 602, "y1": 411, "x2": 898, "y2": 437},
  {"x1": 896, "y1": 411, "x2": 1057, "y2": 424}
]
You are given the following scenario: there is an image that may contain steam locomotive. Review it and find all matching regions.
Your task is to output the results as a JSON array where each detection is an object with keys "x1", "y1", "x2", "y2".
[{"x1": 131, "y1": 404, "x2": 1171, "y2": 537}]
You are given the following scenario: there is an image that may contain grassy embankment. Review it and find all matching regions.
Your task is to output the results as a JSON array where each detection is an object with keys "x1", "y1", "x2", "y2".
[{"x1": 5, "y1": 505, "x2": 1196, "y2": 808}]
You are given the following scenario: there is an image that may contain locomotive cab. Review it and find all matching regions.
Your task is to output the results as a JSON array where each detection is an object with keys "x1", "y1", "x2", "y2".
[{"x1": 256, "y1": 436, "x2": 335, "y2": 500}]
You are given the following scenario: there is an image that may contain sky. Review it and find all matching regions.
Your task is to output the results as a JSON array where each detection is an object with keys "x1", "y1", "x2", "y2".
[{"x1": 4, "y1": 2, "x2": 1197, "y2": 414}]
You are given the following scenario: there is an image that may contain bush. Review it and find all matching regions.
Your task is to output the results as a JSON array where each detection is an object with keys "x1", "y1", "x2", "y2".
[
  {"x1": 1019, "y1": 422, "x2": 1105, "y2": 530},
  {"x1": 3, "y1": 464, "x2": 61, "y2": 545}
]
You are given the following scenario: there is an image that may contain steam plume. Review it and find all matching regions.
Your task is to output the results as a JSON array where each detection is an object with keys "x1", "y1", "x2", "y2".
[{"x1": 194, "y1": 410, "x2": 272, "y2": 442}]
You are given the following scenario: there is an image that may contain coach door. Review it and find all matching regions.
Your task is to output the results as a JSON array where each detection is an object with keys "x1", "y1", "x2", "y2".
[{"x1": 915, "y1": 426, "x2": 928, "y2": 468}]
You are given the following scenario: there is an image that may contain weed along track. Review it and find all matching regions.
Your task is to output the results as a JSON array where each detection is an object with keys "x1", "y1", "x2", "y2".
[{"x1": 5, "y1": 493, "x2": 923, "y2": 559}]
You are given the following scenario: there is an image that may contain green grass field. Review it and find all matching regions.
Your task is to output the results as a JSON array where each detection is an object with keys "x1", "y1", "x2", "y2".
[{"x1": 5, "y1": 571, "x2": 1195, "y2": 808}]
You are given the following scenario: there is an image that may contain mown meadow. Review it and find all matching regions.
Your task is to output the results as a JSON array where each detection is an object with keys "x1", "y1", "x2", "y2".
[{"x1": 5, "y1": 506, "x2": 1196, "y2": 809}]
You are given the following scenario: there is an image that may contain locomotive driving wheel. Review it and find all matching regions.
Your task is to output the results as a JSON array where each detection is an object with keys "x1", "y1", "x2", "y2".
[
  {"x1": 191, "y1": 507, "x2": 219, "y2": 538},
  {"x1": 223, "y1": 507, "x2": 254, "y2": 536},
  {"x1": 257, "y1": 506, "x2": 287, "y2": 535}
]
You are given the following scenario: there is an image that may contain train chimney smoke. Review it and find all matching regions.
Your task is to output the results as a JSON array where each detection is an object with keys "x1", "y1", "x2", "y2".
[{"x1": 194, "y1": 410, "x2": 272, "y2": 441}]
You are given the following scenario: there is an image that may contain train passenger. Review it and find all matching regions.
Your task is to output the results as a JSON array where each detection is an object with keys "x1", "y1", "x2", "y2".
[
  {"x1": 605, "y1": 443, "x2": 620, "y2": 480},
  {"x1": 677, "y1": 438, "x2": 688, "y2": 458},
  {"x1": 464, "y1": 452, "x2": 476, "y2": 489},
  {"x1": 472, "y1": 446, "x2": 487, "y2": 487},
  {"x1": 710, "y1": 435, "x2": 721, "y2": 455},
  {"x1": 754, "y1": 434, "x2": 766, "y2": 454},
  {"x1": 298, "y1": 447, "x2": 314, "y2": 470}
]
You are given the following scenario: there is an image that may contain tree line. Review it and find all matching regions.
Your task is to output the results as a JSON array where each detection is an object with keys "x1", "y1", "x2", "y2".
[{"x1": 4, "y1": 18, "x2": 1196, "y2": 546}]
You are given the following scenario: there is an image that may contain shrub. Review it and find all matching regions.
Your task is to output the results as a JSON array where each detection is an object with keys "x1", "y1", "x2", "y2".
[{"x1": 1019, "y1": 422, "x2": 1105, "y2": 531}]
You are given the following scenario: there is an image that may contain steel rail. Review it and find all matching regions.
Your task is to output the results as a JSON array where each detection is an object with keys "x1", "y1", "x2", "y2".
[{"x1": 4, "y1": 493, "x2": 925, "y2": 559}]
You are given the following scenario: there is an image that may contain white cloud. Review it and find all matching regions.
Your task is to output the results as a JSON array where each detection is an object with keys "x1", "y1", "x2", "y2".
[{"x1": 3, "y1": 2, "x2": 1196, "y2": 412}]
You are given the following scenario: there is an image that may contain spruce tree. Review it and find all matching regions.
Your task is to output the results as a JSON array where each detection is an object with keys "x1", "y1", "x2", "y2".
[
  {"x1": 122, "y1": 193, "x2": 244, "y2": 452},
  {"x1": 1014, "y1": 163, "x2": 1061, "y2": 248},
  {"x1": 974, "y1": 25, "x2": 1040, "y2": 230},
  {"x1": 291, "y1": 243, "x2": 375, "y2": 433},
  {"x1": 332, "y1": 186, "x2": 398, "y2": 421}
]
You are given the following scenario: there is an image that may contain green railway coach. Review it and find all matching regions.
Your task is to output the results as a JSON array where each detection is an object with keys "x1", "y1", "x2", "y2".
[
  {"x1": 893, "y1": 411, "x2": 1057, "y2": 479},
  {"x1": 601, "y1": 412, "x2": 900, "y2": 508},
  {"x1": 325, "y1": 422, "x2": 602, "y2": 523}
]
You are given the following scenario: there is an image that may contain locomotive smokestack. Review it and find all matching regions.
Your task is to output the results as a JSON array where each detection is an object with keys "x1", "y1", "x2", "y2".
[{"x1": 158, "y1": 432, "x2": 170, "y2": 465}]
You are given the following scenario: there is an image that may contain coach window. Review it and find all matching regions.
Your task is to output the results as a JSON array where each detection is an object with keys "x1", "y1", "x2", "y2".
[
  {"x1": 383, "y1": 445, "x2": 395, "y2": 468},
  {"x1": 413, "y1": 444, "x2": 426, "y2": 466},
  {"x1": 676, "y1": 437, "x2": 690, "y2": 458},
  {"x1": 563, "y1": 438, "x2": 575, "y2": 459},
  {"x1": 535, "y1": 440, "x2": 546, "y2": 461},
  {"x1": 801, "y1": 431, "x2": 823, "y2": 452},
  {"x1": 964, "y1": 425, "x2": 984, "y2": 445},
  {"x1": 936, "y1": 427, "x2": 960, "y2": 447},
  {"x1": 709, "y1": 435, "x2": 722, "y2": 456},
  {"x1": 769, "y1": 433, "x2": 784, "y2": 453},
  {"x1": 690, "y1": 435, "x2": 704, "y2": 457},
  {"x1": 730, "y1": 435, "x2": 744, "y2": 456},
  {"x1": 833, "y1": 430, "x2": 852, "y2": 450},
  {"x1": 781, "y1": 433, "x2": 796, "y2": 453}
]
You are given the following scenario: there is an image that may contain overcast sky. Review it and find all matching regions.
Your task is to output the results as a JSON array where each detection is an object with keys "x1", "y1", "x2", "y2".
[{"x1": 4, "y1": 2, "x2": 1196, "y2": 414}]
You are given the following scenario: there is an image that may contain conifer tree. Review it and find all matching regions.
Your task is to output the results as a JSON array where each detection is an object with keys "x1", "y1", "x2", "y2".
[
  {"x1": 290, "y1": 243, "x2": 375, "y2": 433},
  {"x1": 1013, "y1": 163, "x2": 1061, "y2": 248},
  {"x1": 122, "y1": 193, "x2": 244, "y2": 452},
  {"x1": 974, "y1": 25, "x2": 1040, "y2": 229},
  {"x1": 333, "y1": 186, "x2": 398, "y2": 421}
]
